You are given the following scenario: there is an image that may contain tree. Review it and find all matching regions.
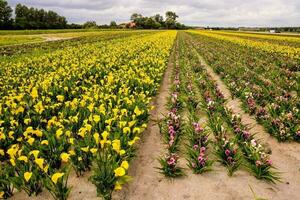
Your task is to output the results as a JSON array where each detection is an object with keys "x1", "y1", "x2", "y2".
[
  {"x1": 165, "y1": 11, "x2": 178, "y2": 29},
  {"x1": 130, "y1": 13, "x2": 143, "y2": 21},
  {"x1": 153, "y1": 14, "x2": 163, "y2": 24},
  {"x1": 83, "y1": 21, "x2": 97, "y2": 29},
  {"x1": 0, "y1": 0, "x2": 13, "y2": 29},
  {"x1": 110, "y1": 21, "x2": 117, "y2": 28},
  {"x1": 14, "y1": 4, "x2": 67, "y2": 29},
  {"x1": 165, "y1": 11, "x2": 178, "y2": 21}
]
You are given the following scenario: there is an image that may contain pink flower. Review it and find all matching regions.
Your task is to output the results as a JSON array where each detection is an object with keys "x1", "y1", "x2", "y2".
[
  {"x1": 200, "y1": 146, "x2": 206, "y2": 153},
  {"x1": 167, "y1": 157, "x2": 176, "y2": 166},
  {"x1": 193, "y1": 144, "x2": 199, "y2": 150},
  {"x1": 266, "y1": 159, "x2": 273, "y2": 166},
  {"x1": 255, "y1": 160, "x2": 262, "y2": 167},
  {"x1": 225, "y1": 149, "x2": 231, "y2": 156},
  {"x1": 227, "y1": 156, "x2": 233, "y2": 163}
]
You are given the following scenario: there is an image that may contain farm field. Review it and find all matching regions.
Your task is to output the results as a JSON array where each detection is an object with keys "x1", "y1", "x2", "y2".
[{"x1": 0, "y1": 30, "x2": 299, "y2": 200}]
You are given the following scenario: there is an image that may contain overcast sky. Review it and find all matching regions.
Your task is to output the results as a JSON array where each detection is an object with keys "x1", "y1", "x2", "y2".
[{"x1": 8, "y1": 0, "x2": 300, "y2": 27}]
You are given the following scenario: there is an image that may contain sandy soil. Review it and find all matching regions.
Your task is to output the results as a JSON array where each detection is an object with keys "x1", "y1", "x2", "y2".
[{"x1": 42, "y1": 36, "x2": 74, "y2": 42}]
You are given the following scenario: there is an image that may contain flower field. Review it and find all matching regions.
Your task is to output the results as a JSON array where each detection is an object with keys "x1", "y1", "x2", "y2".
[
  {"x1": 0, "y1": 30, "x2": 176, "y2": 199},
  {"x1": 0, "y1": 29, "x2": 299, "y2": 200}
]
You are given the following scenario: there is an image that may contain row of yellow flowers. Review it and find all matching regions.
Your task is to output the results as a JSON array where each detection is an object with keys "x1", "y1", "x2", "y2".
[
  {"x1": 210, "y1": 30, "x2": 300, "y2": 44},
  {"x1": 188, "y1": 30, "x2": 300, "y2": 60},
  {"x1": 0, "y1": 30, "x2": 177, "y2": 199}
]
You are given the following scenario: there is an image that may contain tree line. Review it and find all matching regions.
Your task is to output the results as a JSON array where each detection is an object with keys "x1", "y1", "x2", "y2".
[
  {"x1": 129, "y1": 11, "x2": 186, "y2": 29},
  {"x1": 0, "y1": 0, "x2": 68, "y2": 29},
  {"x1": 0, "y1": 0, "x2": 186, "y2": 30}
]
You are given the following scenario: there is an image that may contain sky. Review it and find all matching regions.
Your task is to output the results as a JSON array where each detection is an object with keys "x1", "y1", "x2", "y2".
[{"x1": 8, "y1": 0, "x2": 300, "y2": 27}]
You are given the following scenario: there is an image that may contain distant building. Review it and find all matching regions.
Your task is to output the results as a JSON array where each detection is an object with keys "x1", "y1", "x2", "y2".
[
  {"x1": 128, "y1": 22, "x2": 136, "y2": 28},
  {"x1": 269, "y1": 29, "x2": 280, "y2": 33}
]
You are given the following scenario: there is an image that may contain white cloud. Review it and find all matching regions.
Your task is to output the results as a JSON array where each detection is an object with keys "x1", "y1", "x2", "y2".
[{"x1": 7, "y1": 0, "x2": 300, "y2": 26}]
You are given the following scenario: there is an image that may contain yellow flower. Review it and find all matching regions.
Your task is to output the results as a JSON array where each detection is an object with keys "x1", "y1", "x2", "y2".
[
  {"x1": 18, "y1": 156, "x2": 28, "y2": 163},
  {"x1": 123, "y1": 127, "x2": 131, "y2": 134},
  {"x1": 0, "y1": 149, "x2": 4, "y2": 156},
  {"x1": 90, "y1": 148, "x2": 97, "y2": 154},
  {"x1": 112, "y1": 140, "x2": 120, "y2": 153},
  {"x1": 128, "y1": 120, "x2": 136, "y2": 127},
  {"x1": 68, "y1": 150, "x2": 76, "y2": 156},
  {"x1": 133, "y1": 127, "x2": 141, "y2": 134},
  {"x1": 51, "y1": 173, "x2": 64, "y2": 184},
  {"x1": 60, "y1": 153, "x2": 70, "y2": 162},
  {"x1": 24, "y1": 172, "x2": 32, "y2": 182},
  {"x1": 27, "y1": 137, "x2": 35, "y2": 145},
  {"x1": 69, "y1": 138, "x2": 74, "y2": 144},
  {"x1": 41, "y1": 140, "x2": 49, "y2": 145},
  {"x1": 114, "y1": 181, "x2": 122, "y2": 190},
  {"x1": 29, "y1": 150, "x2": 39, "y2": 159},
  {"x1": 56, "y1": 95, "x2": 65, "y2": 102},
  {"x1": 93, "y1": 115, "x2": 101, "y2": 123},
  {"x1": 93, "y1": 133, "x2": 99, "y2": 144},
  {"x1": 121, "y1": 161, "x2": 129, "y2": 170},
  {"x1": 78, "y1": 127, "x2": 86, "y2": 138},
  {"x1": 101, "y1": 131, "x2": 109, "y2": 140},
  {"x1": 35, "y1": 158, "x2": 44, "y2": 169},
  {"x1": 34, "y1": 101, "x2": 44, "y2": 114},
  {"x1": 56, "y1": 128, "x2": 64, "y2": 139},
  {"x1": 44, "y1": 164, "x2": 49, "y2": 173},
  {"x1": 114, "y1": 167, "x2": 125, "y2": 177},
  {"x1": 7, "y1": 145, "x2": 19, "y2": 158},
  {"x1": 31, "y1": 87, "x2": 38, "y2": 99},
  {"x1": 134, "y1": 106, "x2": 143, "y2": 116},
  {"x1": 10, "y1": 158, "x2": 16, "y2": 166},
  {"x1": 0, "y1": 191, "x2": 4, "y2": 198},
  {"x1": 81, "y1": 147, "x2": 89, "y2": 152},
  {"x1": 120, "y1": 150, "x2": 126, "y2": 156},
  {"x1": 65, "y1": 131, "x2": 71, "y2": 137}
]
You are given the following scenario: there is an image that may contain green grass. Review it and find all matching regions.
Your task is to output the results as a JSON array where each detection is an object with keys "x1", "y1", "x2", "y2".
[
  {"x1": 0, "y1": 35, "x2": 45, "y2": 46},
  {"x1": 0, "y1": 29, "x2": 125, "y2": 35}
]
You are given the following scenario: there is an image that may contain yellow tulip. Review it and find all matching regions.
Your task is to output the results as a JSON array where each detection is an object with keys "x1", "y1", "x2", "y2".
[
  {"x1": 31, "y1": 87, "x2": 38, "y2": 99},
  {"x1": 18, "y1": 156, "x2": 28, "y2": 163},
  {"x1": 121, "y1": 161, "x2": 129, "y2": 170},
  {"x1": 35, "y1": 158, "x2": 44, "y2": 169},
  {"x1": 114, "y1": 167, "x2": 125, "y2": 177},
  {"x1": 93, "y1": 115, "x2": 100, "y2": 123},
  {"x1": 24, "y1": 172, "x2": 32, "y2": 182},
  {"x1": 41, "y1": 140, "x2": 49, "y2": 145},
  {"x1": 60, "y1": 153, "x2": 70, "y2": 162},
  {"x1": 29, "y1": 150, "x2": 39, "y2": 159},
  {"x1": 51, "y1": 173, "x2": 64, "y2": 184},
  {"x1": 81, "y1": 147, "x2": 89, "y2": 152}
]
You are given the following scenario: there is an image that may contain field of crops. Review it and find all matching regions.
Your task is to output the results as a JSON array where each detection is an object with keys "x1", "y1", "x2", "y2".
[{"x1": 0, "y1": 30, "x2": 299, "y2": 200}]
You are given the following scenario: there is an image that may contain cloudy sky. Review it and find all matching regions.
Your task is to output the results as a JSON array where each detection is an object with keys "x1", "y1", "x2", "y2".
[{"x1": 8, "y1": 0, "x2": 300, "y2": 27}]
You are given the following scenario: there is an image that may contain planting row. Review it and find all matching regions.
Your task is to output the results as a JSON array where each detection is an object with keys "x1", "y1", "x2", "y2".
[{"x1": 0, "y1": 31, "x2": 177, "y2": 200}]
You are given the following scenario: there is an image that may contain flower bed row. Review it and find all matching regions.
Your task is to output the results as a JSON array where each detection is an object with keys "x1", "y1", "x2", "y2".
[{"x1": 179, "y1": 33, "x2": 280, "y2": 182}]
